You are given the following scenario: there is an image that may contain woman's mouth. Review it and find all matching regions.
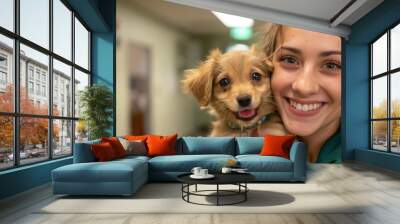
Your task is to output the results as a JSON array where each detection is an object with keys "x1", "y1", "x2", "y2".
[
  {"x1": 235, "y1": 108, "x2": 257, "y2": 121},
  {"x1": 286, "y1": 98, "x2": 325, "y2": 116}
]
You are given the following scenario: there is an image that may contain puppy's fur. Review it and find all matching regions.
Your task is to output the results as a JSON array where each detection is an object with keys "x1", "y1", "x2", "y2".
[{"x1": 182, "y1": 46, "x2": 287, "y2": 136}]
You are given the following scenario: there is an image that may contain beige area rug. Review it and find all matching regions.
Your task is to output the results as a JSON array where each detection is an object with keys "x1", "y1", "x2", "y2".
[{"x1": 37, "y1": 183, "x2": 362, "y2": 214}]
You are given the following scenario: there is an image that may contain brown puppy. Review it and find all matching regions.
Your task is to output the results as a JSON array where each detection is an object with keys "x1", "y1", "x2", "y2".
[{"x1": 182, "y1": 46, "x2": 288, "y2": 136}]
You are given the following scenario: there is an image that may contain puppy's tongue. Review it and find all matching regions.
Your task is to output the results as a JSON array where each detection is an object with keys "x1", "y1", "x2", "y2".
[{"x1": 238, "y1": 109, "x2": 256, "y2": 118}]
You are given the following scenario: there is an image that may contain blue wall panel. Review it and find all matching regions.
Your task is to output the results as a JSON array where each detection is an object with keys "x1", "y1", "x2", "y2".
[
  {"x1": 355, "y1": 148, "x2": 400, "y2": 172},
  {"x1": 66, "y1": 0, "x2": 110, "y2": 32},
  {"x1": 92, "y1": 32, "x2": 115, "y2": 135},
  {"x1": 0, "y1": 158, "x2": 72, "y2": 199},
  {"x1": 345, "y1": 0, "x2": 400, "y2": 171},
  {"x1": 343, "y1": 44, "x2": 369, "y2": 159}
]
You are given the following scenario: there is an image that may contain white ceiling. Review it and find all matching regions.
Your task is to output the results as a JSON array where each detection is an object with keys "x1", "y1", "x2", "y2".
[
  {"x1": 165, "y1": 0, "x2": 384, "y2": 38},
  {"x1": 226, "y1": 0, "x2": 353, "y2": 24},
  {"x1": 125, "y1": 0, "x2": 383, "y2": 38}
]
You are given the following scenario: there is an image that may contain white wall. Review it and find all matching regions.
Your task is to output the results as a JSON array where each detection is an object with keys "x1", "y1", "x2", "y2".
[{"x1": 116, "y1": 0, "x2": 205, "y2": 136}]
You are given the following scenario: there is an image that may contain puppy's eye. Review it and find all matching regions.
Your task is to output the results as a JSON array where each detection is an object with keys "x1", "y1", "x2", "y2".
[
  {"x1": 251, "y1": 72, "x2": 262, "y2": 81},
  {"x1": 219, "y1": 78, "x2": 230, "y2": 88}
]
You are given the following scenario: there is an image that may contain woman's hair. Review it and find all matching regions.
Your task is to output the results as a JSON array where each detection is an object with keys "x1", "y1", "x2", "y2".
[{"x1": 261, "y1": 23, "x2": 283, "y2": 59}]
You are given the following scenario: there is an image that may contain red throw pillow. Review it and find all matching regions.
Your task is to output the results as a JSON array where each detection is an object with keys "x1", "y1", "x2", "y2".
[
  {"x1": 101, "y1": 137, "x2": 126, "y2": 158},
  {"x1": 259, "y1": 135, "x2": 296, "y2": 159},
  {"x1": 91, "y1": 142, "x2": 117, "y2": 161},
  {"x1": 146, "y1": 134, "x2": 177, "y2": 157},
  {"x1": 124, "y1": 135, "x2": 148, "y2": 141}
]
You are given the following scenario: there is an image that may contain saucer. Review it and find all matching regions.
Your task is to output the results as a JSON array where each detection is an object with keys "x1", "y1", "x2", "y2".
[
  {"x1": 232, "y1": 170, "x2": 249, "y2": 174},
  {"x1": 190, "y1": 174, "x2": 215, "y2": 179}
]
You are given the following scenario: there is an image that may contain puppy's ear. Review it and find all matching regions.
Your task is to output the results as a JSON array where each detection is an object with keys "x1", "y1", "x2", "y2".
[
  {"x1": 182, "y1": 49, "x2": 221, "y2": 107},
  {"x1": 249, "y1": 44, "x2": 258, "y2": 53},
  {"x1": 250, "y1": 44, "x2": 273, "y2": 72},
  {"x1": 265, "y1": 57, "x2": 274, "y2": 68}
]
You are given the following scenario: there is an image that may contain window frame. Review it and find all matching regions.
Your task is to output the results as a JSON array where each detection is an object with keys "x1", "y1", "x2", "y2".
[
  {"x1": 0, "y1": 0, "x2": 92, "y2": 171},
  {"x1": 370, "y1": 21, "x2": 400, "y2": 154}
]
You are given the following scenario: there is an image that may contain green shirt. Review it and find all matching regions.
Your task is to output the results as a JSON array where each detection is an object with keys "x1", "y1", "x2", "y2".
[{"x1": 316, "y1": 130, "x2": 342, "y2": 163}]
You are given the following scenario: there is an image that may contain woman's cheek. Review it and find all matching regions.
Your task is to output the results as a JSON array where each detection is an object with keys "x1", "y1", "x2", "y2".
[
  {"x1": 271, "y1": 68, "x2": 289, "y2": 95},
  {"x1": 323, "y1": 75, "x2": 341, "y2": 105}
]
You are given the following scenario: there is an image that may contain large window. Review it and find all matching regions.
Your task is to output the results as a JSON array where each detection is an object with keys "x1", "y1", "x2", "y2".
[
  {"x1": 0, "y1": 0, "x2": 91, "y2": 171},
  {"x1": 370, "y1": 23, "x2": 400, "y2": 154}
]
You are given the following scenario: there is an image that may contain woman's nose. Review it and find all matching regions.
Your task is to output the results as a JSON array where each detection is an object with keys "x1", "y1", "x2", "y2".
[{"x1": 291, "y1": 66, "x2": 319, "y2": 96}]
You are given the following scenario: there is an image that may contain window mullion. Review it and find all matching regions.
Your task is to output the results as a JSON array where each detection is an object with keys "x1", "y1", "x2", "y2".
[
  {"x1": 388, "y1": 30, "x2": 391, "y2": 152},
  {"x1": 13, "y1": 0, "x2": 20, "y2": 167},
  {"x1": 370, "y1": 45, "x2": 373, "y2": 149},
  {"x1": 48, "y1": 0, "x2": 54, "y2": 160},
  {"x1": 71, "y1": 10, "x2": 76, "y2": 155}
]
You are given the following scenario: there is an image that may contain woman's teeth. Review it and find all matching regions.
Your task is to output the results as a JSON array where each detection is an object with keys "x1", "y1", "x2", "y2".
[{"x1": 289, "y1": 99, "x2": 322, "y2": 112}]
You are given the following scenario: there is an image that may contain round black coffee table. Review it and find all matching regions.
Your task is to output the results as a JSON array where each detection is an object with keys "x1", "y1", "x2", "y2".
[{"x1": 177, "y1": 173, "x2": 255, "y2": 206}]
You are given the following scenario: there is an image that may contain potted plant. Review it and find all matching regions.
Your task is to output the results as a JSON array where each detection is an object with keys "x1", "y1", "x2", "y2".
[{"x1": 79, "y1": 84, "x2": 113, "y2": 140}]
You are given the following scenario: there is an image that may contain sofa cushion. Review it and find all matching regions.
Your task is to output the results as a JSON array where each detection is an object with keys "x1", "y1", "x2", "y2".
[
  {"x1": 147, "y1": 134, "x2": 177, "y2": 157},
  {"x1": 118, "y1": 138, "x2": 147, "y2": 156},
  {"x1": 148, "y1": 154, "x2": 235, "y2": 172},
  {"x1": 236, "y1": 155, "x2": 293, "y2": 172},
  {"x1": 53, "y1": 163, "x2": 136, "y2": 183},
  {"x1": 236, "y1": 137, "x2": 264, "y2": 155},
  {"x1": 91, "y1": 142, "x2": 118, "y2": 161},
  {"x1": 179, "y1": 137, "x2": 235, "y2": 155},
  {"x1": 101, "y1": 137, "x2": 127, "y2": 158},
  {"x1": 124, "y1": 135, "x2": 148, "y2": 141},
  {"x1": 259, "y1": 135, "x2": 296, "y2": 159}
]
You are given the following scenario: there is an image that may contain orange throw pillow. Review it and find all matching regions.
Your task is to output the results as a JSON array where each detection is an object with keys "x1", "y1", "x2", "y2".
[
  {"x1": 101, "y1": 137, "x2": 126, "y2": 158},
  {"x1": 91, "y1": 142, "x2": 117, "y2": 161},
  {"x1": 259, "y1": 135, "x2": 296, "y2": 159},
  {"x1": 124, "y1": 135, "x2": 148, "y2": 141},
  {"x1": 146, "y1": 134, "x2": 178, "y2": 157}
]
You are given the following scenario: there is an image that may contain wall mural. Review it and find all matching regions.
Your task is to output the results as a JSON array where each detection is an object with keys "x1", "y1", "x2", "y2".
[{"x1": 116, "y1": 1, "x2": 341, "y2": 163}]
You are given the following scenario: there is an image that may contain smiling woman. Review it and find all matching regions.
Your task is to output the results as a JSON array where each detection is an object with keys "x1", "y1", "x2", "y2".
[{"x1": 262, "y1": 24, "x2": 342, "y2": 163}]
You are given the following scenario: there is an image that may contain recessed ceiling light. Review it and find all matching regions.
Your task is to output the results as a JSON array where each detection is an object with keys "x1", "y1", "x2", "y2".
[{"x1": 212, "y1": 11, "x2": 254, "y2": 28}]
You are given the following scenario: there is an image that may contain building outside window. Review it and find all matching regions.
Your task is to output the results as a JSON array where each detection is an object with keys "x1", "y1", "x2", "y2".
[
  {"x1": 0, "y1": 71, "x2": 6, "y2": 84},
  {"x1": 0, "y1": 0, "x2": 91, "y2": 170},
  {"x1": 41, "y1": 85, "x2": 46, "y2": 97},
  {"x1": 0, "y1": 54, "x2": 7, "y2": 91},
  {"x1": 35, "y1": 83, "x2": 40, "y2": 95},
  {"x1": 0, "y1": 71, "x2": 7, "y2": 91},
  {"x1": 28, "y1": 81, "x2": 34, "y2": 94},
  {"x1": 0, "y1": 54, "x2": 7, "y2": 67},
  {"x1": 28, "y1": 66, "x2": 34, "y2": 80},
  {"x1": 35, "y1": 70, "x2": 40, "y2": 81}
]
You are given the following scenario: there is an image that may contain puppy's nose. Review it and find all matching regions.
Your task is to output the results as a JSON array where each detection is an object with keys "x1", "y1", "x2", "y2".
[{"x1": 237, "y1": 95, "x2": 252, "y2": 107}]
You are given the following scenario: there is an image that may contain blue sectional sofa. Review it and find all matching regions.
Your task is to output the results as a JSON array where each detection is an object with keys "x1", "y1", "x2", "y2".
[{"x1": 52, "y1": 137, "x2": 307, "y2": 196}]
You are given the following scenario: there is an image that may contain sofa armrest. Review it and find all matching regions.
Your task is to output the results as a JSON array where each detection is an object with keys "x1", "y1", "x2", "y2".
[
  {"x1": 73, "y1": 141, "x2": 98, "y2": 163},
  {"x1": 289, "y1": 140, "x2": 307, "y2": 181}
]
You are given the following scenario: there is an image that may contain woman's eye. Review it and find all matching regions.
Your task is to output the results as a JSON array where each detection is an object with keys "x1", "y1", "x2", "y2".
[
  {"x1": 322, "y1": 61, "x2": 341, "y2": 72},
  {"x1": 251, "y1": 72, "x2": 262, "y2": 81},
  {"x1": 279, "y1": 56, "x2": 299, "y2": 66},
  {"x1": 219, "y1": 78, "x2": 230, "y2": 88}
]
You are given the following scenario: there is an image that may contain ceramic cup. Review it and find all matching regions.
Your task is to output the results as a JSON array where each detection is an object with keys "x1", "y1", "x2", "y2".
[
  {"x1": 200, "y1": 169, "x2": 208, "y2": 176},
  {"x1": 221, "y1": 167, "x2": 232, "y2": 174},
  {"x1": 191, "y1": 167, "x2": 202, "y2": 176}
]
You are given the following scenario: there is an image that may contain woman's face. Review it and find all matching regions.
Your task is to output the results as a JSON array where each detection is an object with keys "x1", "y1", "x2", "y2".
[{"x1": 271, "y1": 27, "x2": 341, "y2": 137}]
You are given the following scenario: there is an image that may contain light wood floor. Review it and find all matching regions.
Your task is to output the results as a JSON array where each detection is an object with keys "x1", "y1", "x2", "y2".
[{"x1": 1, "y1": 162, "x2": 400, "y2": 224}]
